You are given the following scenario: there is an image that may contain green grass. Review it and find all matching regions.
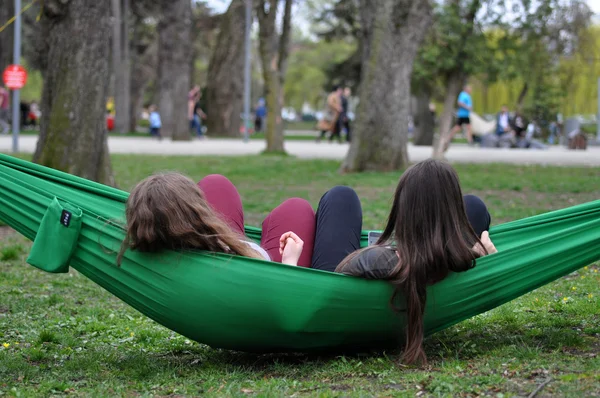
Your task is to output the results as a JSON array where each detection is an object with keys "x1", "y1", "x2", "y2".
[{"x1": 1, "y1": 155, "x2": 599, "y2": 397}]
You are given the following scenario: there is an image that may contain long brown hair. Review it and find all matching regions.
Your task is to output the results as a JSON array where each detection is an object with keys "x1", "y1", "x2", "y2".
[
  {"x1": 340, "y1": 159, "x2": 483, "y2": 364},
  {"x1": 117, "y1": 173, "x2": 260, "y2": 264}
]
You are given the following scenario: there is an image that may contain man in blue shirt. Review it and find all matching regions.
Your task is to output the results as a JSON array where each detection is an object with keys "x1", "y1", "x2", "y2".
[{"x1": 447, "y1": 85, "x2": 473, "y2": 147}]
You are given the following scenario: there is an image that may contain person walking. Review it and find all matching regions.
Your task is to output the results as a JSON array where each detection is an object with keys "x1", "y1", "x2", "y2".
[
  {"x1": 254, "y1": 98, "x2": 266, "y2": 133},
  {"x1": 193, "y1": 93, "x2": 207, "y2": 139},
  {"x1": 341, "y1": 87, "x2": 352, "y2": 142},
  {"x1": 445, "y1": 84, "x2": 474, "y2": 150},
  {"x1": 0, "y1": 86, "x2": 10, "y2": 135},
  {"x1": 316, "y1": 86, "x2": 343, "y2": 143},
  {"x1": 148, "y1": 105, "x2": 162, "y2": 140}
]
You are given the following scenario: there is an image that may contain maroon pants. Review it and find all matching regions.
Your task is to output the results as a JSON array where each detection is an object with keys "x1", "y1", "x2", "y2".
[{"x1": 198, "y1": 175, "x2": 315, "y2": 267}]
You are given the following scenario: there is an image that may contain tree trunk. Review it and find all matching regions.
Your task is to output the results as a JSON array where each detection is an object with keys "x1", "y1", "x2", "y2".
[
  {"x1": 516, "y1": 82, "x2": 528, "y2": 110},
  {"x1": 129, "y1": 41, "x2": 157, "y2": 132},
  {"x1": 128, "y1": 12, "x2": 158, "y2": 133},
  {"x1": 121, "y1": 0, "x2": 131, "y2": 129},
  {"x1": 111, "y1": 0, "x2": 123, "y2": 133},
  {"x1": 33, "y1": 0, "x2": 114, "y2": 186},
  {"x1": 432, "y1": 72, "x2": 464, "y2": 158},
  {"x1": 431, "y1": 0, "x2": 480, "y2": 158},
  {"x1": 157, "y1": 0, "x2": 192, "y2": 140},
  {"x1": 0, "y1": 0, "x2": 15, "y2": 72},
  {"x1": 341, "y1": 0, "x2": 433, "y2": 172},
  {"x1": 413, "y1": 90, "x2": 435, "y2": 146},
  {"x1": 257, "y1": 0, "x2": 293, "y2": 153},
  {"x1": 205, "y1": 0, "x2": 245, "y2": 137}
]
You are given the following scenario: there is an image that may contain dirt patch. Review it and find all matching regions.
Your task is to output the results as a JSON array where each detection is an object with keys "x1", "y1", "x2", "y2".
[{"x1": 0, "y1": 226, "x2": 15, "y2": 239}]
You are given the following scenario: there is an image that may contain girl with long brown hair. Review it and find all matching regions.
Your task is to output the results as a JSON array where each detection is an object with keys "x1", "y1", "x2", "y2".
[
  {"x1": 310, "y1": 159, "x2": 497, "y2": 364},
  {"x1": 118, "y1": 173, "x2": 316, "y2": 267}
]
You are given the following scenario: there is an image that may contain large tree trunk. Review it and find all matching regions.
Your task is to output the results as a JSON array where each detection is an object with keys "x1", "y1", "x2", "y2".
[
  {"x1": 413, "y1": 89, "x2": 435, "y2": 146},
  {"x1": 257, "y1": 0, "x2": 293, "y2": 153},
  {"x1": 112, "y1": 0, "x2": 131, "y2": 134},
  {"x1": 341, "y1": 0, "x2": 433, "y2": 172},
  {"x1": 157, "y1": 0, "x2": 192, "y2": 140},
  {"x1": 0, "y1": 0, "x2": 15, "y2": 72},
  {"x1": 33, "y1": 0, "x2": 114, "y2": 186},
  {"x1": 205, "y1": 0, "x2": 246, "y2": 137},
  {"x1": 432, "y1": 72, "x2": 464, "y2": 157}
]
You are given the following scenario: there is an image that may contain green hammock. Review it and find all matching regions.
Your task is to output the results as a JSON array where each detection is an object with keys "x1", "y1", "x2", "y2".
[{"x1": 0, "y1": 153, "x2": 599, "y2": 352}]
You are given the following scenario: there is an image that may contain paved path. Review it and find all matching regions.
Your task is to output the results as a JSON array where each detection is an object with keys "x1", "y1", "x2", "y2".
[{"x1": 2, "y1": 135, "x2": 600, "y2": 166}]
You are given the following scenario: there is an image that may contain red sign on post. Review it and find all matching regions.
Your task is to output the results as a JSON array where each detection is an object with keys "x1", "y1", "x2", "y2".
[{"x1": 2, "y1": 65, "x2": 28, "y2": 90}]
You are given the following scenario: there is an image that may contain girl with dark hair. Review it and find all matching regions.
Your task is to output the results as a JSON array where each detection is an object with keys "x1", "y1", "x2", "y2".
[{"x1": 310, "y1": 159, "x2": 497, "y2": 364}]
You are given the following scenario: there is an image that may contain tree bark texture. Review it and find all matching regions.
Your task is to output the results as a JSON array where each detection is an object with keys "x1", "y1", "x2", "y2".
[
  {"x1": 33, "y1": 0, "x2": 114, "y2": 186},
  {"x1": 157, "y1": 0, "x2": 192, "y2": 140},
  {"x1": 205, "y1": 0, "x2": 245, "y2": 137},
  {"x1": 112, "y1": 0, "x2": 131, "y2": 134},
  {"x1": 341, "y1": 0, "x2": 433, "y2": 172},
  {"x1": 413, "y1": 90, "x2": 435, "y2": 146},
  {"x1": 257, "y1": 0, "x2": 293, "y2": 153},
  {"x1": 0, "y1": 0, "x2": 15, "y2": 72}
]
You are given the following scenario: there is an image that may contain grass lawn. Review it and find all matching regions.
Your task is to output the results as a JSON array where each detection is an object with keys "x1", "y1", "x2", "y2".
[{"x1": 1, "y1": 155, "x2": 599, "y2": 397}]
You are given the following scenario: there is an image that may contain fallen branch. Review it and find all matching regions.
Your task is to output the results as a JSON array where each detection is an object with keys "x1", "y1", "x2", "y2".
[{"x1": 528, "y1": 378, "x2": 553, "y2": 398}]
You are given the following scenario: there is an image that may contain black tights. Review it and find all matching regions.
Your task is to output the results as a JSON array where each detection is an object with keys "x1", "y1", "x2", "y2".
[{"x1": 311, "y1": 188, "x2": 491, "y2": 272}]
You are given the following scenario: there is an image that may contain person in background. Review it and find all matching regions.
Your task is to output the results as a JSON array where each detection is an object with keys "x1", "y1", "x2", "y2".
[
  {"x1": 316, "y1": 86, "x2": 343, "y2": 143},
  {"x1": 512, "y1": 111, "x2": 526, "y2": 139},
  {"x1": 445, "y1": 85, "x2": 474, "y2": 150},
  {"x1": 193, "y1": 92, "x2": 207, "y2": 139},
  {"x1": 0, "y1": 86, "x2": 10, "y2": 135},
  {"x1": 495, "y1": 105, "x2": 512, "y2": 136},
  {"x1": 29, "y1": 101, "x2": 41, "y2": 128},
  {"x1": 148, "y1": 104, "x2": 162, "y2": 140},
  {"x1": 20, "y1": 101, "x2": 30, "y2": 129},
  {"x1": 341, "y1": 87, "x2": 352, "y2": 142},
  {"x1": 254, "y1": 98, "x2": 266, "y2": 133},
  {"x1": 188, "y1": 85, "x2": 201, "y2": 136}
]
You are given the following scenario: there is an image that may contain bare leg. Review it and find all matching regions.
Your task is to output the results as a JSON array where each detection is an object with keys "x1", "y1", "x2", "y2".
[
  {"x1": 466, "y1": 123, "x2": 473, "y2": 144},
  {"x1": 444, "y1": 124, "x2": 461, "y2": 151}
]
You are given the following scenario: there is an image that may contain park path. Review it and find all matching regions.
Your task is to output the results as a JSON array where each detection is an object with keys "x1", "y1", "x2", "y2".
[{"x1": 1, "y1": 135, "x2": 600, "y2": 166}]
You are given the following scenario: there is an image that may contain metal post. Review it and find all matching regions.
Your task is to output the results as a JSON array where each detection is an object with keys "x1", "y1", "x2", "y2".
[
  {"x1": 12, "y1": 0, "x2": 22, "y2": 153},
  {"x1": 242, "y1": 0, "x2": 252, "y2": 143},
  {"x1": 597, "y1": 78, "x2": 600, "y2": 144}
]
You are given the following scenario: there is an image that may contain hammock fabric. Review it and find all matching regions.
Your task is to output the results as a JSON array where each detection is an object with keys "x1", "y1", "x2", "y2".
[{"x1": 0, "y1": 153, "x2": 599, "y2": 352}]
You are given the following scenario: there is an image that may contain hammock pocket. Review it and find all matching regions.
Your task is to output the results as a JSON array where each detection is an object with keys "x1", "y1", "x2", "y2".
[
  {"x1": 27, "y1": 197, "x2": 82, "y2": 273},
  {"x1": 0, "y1": 153, "x2": 599, "y2": 353}
]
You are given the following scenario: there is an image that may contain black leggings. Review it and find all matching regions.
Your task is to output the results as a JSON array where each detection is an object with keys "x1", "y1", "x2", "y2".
[{"x1": 311, "y1": 188, "x2": 491, "y2": 272}]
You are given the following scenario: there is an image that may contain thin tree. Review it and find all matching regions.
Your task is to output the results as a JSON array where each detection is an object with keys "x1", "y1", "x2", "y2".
[
  {"x1": 33, "y1": 0, "x2": 115, "y2": 185},
  {"x1": 341, "y1": 0, "x2": 433, "y2": 172},
  {"x1": 111, "y1": 0, "x2": 131, "y2": 134},
  {"x1": 256, "y1": 0, "x2": 293, "y2": 153}
]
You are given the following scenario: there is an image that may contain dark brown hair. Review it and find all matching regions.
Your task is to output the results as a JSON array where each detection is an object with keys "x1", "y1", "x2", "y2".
[
  {"x1": 117, "y1": 173, "x2": 260, "y2": 264},
  {"x1": 339, "y1": 159, "x2": 483, "y2": 365}
]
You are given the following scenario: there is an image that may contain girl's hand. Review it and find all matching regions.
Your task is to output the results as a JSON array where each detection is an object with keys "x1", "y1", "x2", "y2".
[
  {"x1": 473, "y1": 231, "x2": 497, "y2": 256},
  {"x1": 279, "y1": 232, "x2": 304, "y2": 266}
]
